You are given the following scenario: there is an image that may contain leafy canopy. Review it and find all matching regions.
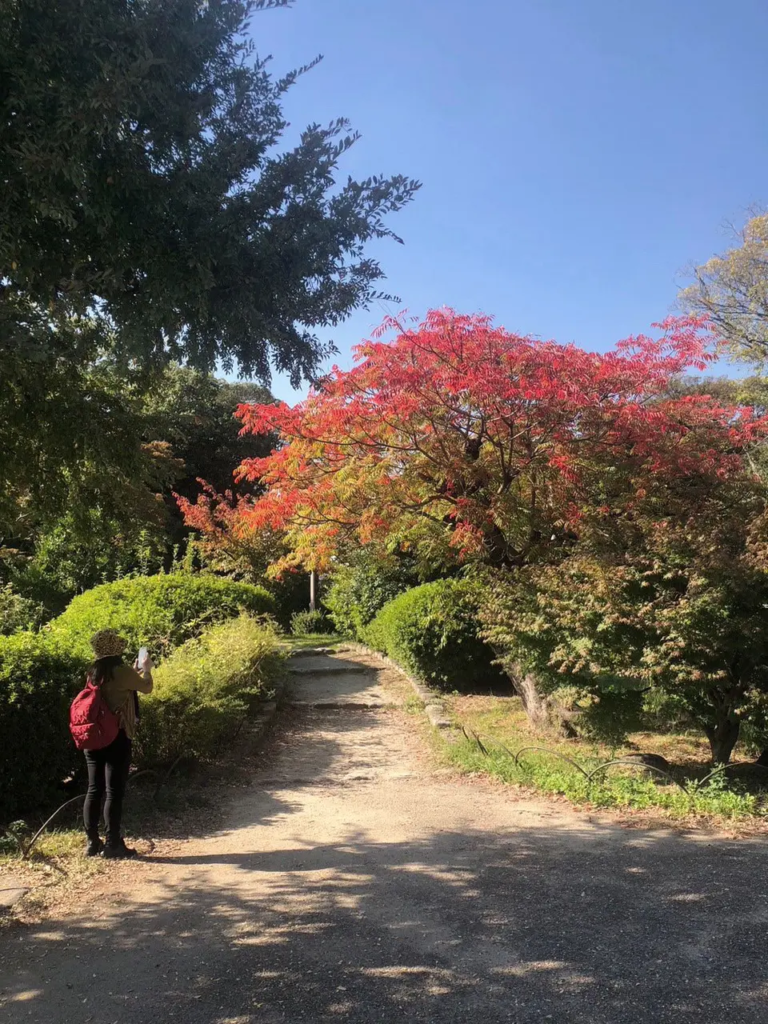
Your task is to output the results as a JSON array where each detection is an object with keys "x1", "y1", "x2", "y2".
[
  {"x1": 209, "y1": 309, "x2": 766, "y2": 572},
  {"x1": 181, "y1": 308, "x2": 768, "y2": 759},
  {"x1": 480, "y1": 477, "x2": 768, "y2": 763},
  {"x1": 680, "y1": 213, "x2": 768, "y2": 370},
  {"x1": 1, "y1": 360, "x2": 277, "y2": 611},
  {"x1": 0, "y1": 0, "x2": 419, "y2": 381}
]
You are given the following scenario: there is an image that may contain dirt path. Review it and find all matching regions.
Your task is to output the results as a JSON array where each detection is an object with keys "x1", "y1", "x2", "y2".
[{"x1": 2, "y1": 648, "x2": 767, "y2": 1023}]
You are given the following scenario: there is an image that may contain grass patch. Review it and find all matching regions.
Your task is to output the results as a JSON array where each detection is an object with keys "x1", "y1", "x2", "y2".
[
  {"x1": 7, "y1": 828, "x2": 85, "y2": 862},
  {"x1": 445, "y1": 694, "x2": 768, "y2": 824},
  {"x1": 403, "y1": 693, "x2": 426, "y2": 715},
  {"x1": 286, "y1": 632, "x2": 345, "y2": 651}
]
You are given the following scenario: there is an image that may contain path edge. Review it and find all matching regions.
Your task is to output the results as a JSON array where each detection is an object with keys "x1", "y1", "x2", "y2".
[
  {"x1": 246, "y1": 675, "x2": 287, "y2": 749},
  {"x1": 344, "y1": 642, "x2": 461, "y2": 740}
]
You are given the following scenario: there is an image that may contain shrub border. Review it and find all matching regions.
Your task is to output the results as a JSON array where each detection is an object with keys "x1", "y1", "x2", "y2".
[
  {"x1": 247, "y1": 674, "x2": 287, "y2": 747},
  {"x1": 3, "y1": 672, "x2": 287, "y2": 873}
]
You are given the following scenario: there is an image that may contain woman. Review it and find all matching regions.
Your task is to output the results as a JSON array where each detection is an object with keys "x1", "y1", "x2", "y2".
[{"x1": 83, "y1": 629, "x2": 153, "y2": 859}]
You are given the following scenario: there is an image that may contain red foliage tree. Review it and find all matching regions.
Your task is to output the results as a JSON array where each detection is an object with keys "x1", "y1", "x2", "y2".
[{"x1": 184, "y1": 310, "x2": 766, "y2": 574}]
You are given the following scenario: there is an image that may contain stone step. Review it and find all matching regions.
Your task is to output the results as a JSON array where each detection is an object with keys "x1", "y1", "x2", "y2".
[
  {"x1": 289, "y1": 646, "x2": 351, "y2": 658},
  {"x1": 287, "y1": 699, "x2": 394, "y2": 710},
  {"x1": 289, "y1": 663, "x2": 374, "y2": 677}
]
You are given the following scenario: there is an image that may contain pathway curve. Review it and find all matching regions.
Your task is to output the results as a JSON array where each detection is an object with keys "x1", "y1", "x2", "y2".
[{"x1": 1, "y1": 648, "x2": 767, "y2": 1023}]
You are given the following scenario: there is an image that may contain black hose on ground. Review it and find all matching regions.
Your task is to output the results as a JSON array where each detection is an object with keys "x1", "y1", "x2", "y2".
[{"x1": 18, "y1": 767, "x2": 164, "y2": 860}]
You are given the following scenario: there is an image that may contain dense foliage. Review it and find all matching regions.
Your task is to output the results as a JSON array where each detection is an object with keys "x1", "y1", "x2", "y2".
[
  {"x1": 211, "y1": 310, "x2": 764, "y2": 574},
  {"x1": 0, "y1": 573, "x2": 281, "y2": 823},
  {"x1": 137, "y1": 615, "x2": 284, "y2": 765},
  {"x1": 0, "y1": 0, "x2": 418, "y2": 381},
  {"x1": 2, "y1": 0, "x2": 418, "y2": 629},
  {"x1": 2, "y1": 363, "x2": 278, "y2": 614},
  {"x1": 0, "y1": 631, "x2": 85, "y2": 821},
  {"x1": 0, "y1": 584, "x2": 44, "y2": 635},
  {"x1": 188, "y1": 309, "x2": 768, "y2": 760},
  {"x1": 51, "y1": 573, "x2": 276, "y2": 662},
  {"x1": 176, "y1": 490, "x2": 288, "y2": 580},
  {"x1": 1, "y1": 353, "x2": 180, "y2": 591},
  {"x1": 322, "y1": 552, "x2": 421, "y2": 638},
  {"x1": 290, "y1": 609, "x2": 335, "y2": 636},
  {"x1": 681, "y1": 213, "x2": 768, "y2": 368},
  {"x1": 147, "y1": 368, "x2": 273, "y2": 505},
  {"x1": 480, "y1": 482, "x2": 768, "y2": 763},
  {"x1": 363, "y1": 579, "x2": 502, "y2": 692}
]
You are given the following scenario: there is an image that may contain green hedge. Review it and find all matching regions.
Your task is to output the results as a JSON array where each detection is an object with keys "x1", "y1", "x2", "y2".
[
  {"x1": 0, "y1": 631, "x2": 85, "y2": 822},
  {"x1": 323, "y1": 556, "x2": 419, "y2": 639},
  {"x1": 135, "y1": 615, "x2": 285, "y2": 765},
  {"x1": 0, "y1": 574, "x2": 278, "y2": 825},
  {"x1": 363, "y1": 579, "x2": 502, "y2": 691},
  {"x1": 51, "y1": 573, "x2": 276, "y2": 661}
]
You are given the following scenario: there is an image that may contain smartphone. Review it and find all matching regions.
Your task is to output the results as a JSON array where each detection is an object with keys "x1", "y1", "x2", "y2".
[{"x1": 137, "y1": 646, "x2": 149, "y2": 668}]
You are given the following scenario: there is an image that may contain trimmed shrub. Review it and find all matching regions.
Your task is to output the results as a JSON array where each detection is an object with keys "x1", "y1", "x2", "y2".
[
  {"x1": 323, "y1": 555, "x2": 419, "y2": 639},
  {"x1": 0, "y1": 631, "x2": 86, "y2": 822},
  {"x1": 135, "y1": 615, "x2": 285, "y2": 765},
  {"x1": 0, "y1": 576, "x2": 279, "y2": 824},
  {"x1": 363, "y1": 579, "x2": 503, "y2": 691},
  {"x1": 51, "y1": 573, "x2": 276, "y2": 661},
  {"x1": 290, "y1": 609, "x2": 335, "y2": 636}
]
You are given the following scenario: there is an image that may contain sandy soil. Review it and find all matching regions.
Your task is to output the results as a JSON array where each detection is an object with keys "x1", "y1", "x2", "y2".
[{"x1": 1, "y1": 649, "x2": 767, "y2": 1023}]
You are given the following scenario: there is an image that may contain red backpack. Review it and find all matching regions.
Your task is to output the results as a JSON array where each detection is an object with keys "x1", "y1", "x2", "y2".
[{"x1": 69, "y1": 679, "x2": 120, "y2": 751}]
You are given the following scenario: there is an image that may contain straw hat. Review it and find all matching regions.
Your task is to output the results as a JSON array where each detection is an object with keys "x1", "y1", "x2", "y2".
[{"x1": 90, "y1": 629, "x2": 128, "y2": 660}]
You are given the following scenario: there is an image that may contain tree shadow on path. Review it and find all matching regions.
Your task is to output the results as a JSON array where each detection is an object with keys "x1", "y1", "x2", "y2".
[{"x1": 3, "y1": 816, "x2": 767, "y2": 1024}]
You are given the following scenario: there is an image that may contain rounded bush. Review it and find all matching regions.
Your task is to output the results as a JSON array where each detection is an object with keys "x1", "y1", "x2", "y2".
[
  {"x1": 0, "y1": 631, "x2": 86, "y2": 822},
  {"x1": 323, "y1": 556, "x2": 418, "y2": 639},
  {"x1": 51, "y1": 573, "x2": 277, "y2": 661},
  {"x1": 290, "y1": 609, "x2": 335, "y2": 636},
  {"x1": 136, "y1": 615, "x2": 285, "y2": 766},
  {"x1": 363, "y1": 579, "x2": 503, "y2": 691}
]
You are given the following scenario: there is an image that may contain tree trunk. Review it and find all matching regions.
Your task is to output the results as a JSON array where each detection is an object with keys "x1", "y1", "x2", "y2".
[
  {"x1": 512, "y1": 667, "x2": 551, "y2": 730},
  {"x1": 505, "y1": 663, "x2": 578, "y2": 738},
  {"x1": 704, "y1": 716, "x2": 740, "y2": 765},
  {"x1": 309, "y1": 570, "x2": 317, "y2": 612}
]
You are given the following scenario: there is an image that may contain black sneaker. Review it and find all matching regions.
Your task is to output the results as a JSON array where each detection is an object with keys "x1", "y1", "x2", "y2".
[
  {"x1": 85, "y1": 837, "x2": 103, "y2": 857},
  {"x1": 102, "y1": 839, "x2": 137, "y2": 860}
]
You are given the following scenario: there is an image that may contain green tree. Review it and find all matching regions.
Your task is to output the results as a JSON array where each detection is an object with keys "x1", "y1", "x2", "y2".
[
  {"x1": 480, "y1": 473, "x2": 768, "y2": 764},
  {"x1": 323, "y1": 548, "x2": 422, "y2": 639},
  {"x1": 1, "y1": 0, "x2": 418, "y2": 606},
  {"x1": 1, "y1": 395, "x2": 179, "y2": 611},
  {"x1": 143, "y1": 366, "x2": 287, "y2": 583},
  {"x1": 1, "y1": 360, "x2": 277, "y2": 611},
  {"x1": 0, "y1": 0, "x2": 419, "y2": 382},
  {"x1": 0, "y1": 342, "x2": 181, "y2": 568},
  {"x1": 680, "y1": 213, "x2": 768, "y2": 367},
  {"x1": 143, "y1": 366, "x2": 274, "y2": 499}
]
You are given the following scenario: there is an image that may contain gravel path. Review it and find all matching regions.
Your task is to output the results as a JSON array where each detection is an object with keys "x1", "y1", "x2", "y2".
[{"x1": 1, "y1": 648, "x2": 767, "y2": 1023}]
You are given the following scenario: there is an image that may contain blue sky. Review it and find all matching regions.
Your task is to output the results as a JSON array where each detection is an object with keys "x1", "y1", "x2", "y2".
[{"x1": 252, "y1": 0, "x2": 768, "y2": 403}]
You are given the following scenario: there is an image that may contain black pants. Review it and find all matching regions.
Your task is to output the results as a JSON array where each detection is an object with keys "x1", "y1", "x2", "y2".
[{"x1": 83, "y1": 730, "x2": 132, "y2": 844}]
